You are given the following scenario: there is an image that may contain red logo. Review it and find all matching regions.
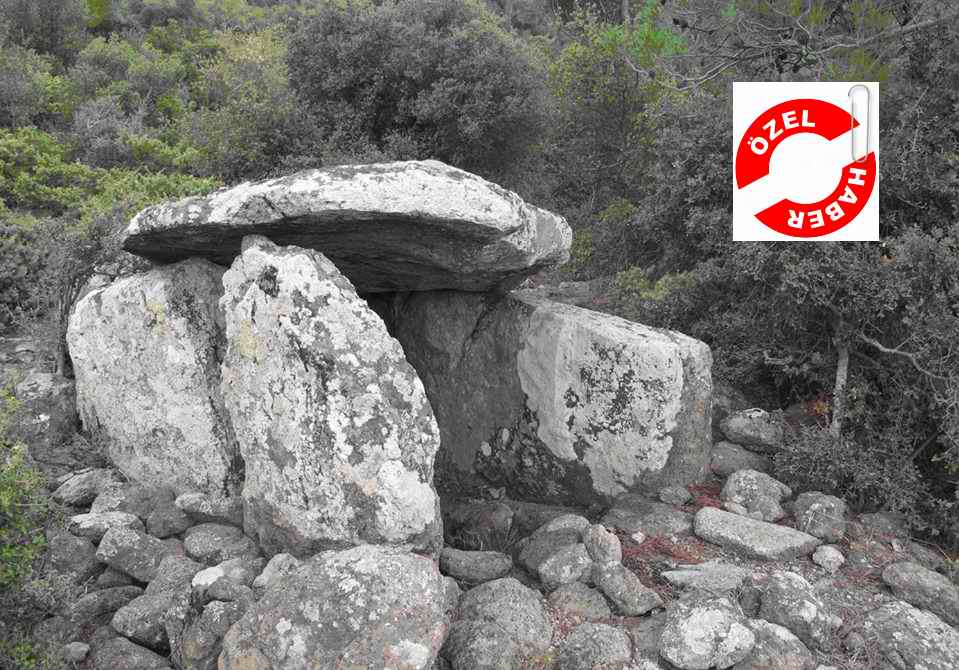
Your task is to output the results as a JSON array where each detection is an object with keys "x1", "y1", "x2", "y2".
[{"x1": 735, "y1": 98, "x2": 876, "y2": 238}]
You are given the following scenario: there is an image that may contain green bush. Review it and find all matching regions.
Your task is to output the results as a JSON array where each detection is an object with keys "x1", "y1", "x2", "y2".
[{"x1": 0, "y1": 209, "x2": 42, "y2": 330}]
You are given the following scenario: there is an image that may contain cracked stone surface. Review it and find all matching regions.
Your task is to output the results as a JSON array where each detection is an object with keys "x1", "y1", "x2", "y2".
[
  {"x1": 122, "y1": 160, "x2": 571, "y2": 292},
  {"x1": 66, "y1": 259, "x2": 240, "y2": 500},
  {"x1": 220, "y1": 236, "x2": 442, "y2": 557}
]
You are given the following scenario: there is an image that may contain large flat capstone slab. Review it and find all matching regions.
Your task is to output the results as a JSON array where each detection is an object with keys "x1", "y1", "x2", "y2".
[
  {"x1": 121, "y1": 160, "x2": 571, "y2": 293},
  {"x1": 376, "y1": 290, "x2": 712, "y2": 505}
]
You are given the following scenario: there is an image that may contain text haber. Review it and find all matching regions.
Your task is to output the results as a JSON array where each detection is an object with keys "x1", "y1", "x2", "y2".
[{"x1": 786, "y1": 166, "x2": 870, "y2": 230}]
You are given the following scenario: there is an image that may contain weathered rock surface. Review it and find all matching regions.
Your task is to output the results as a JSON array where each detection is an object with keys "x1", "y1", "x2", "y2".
[
  {"x1": 439, "y1": 548, "x2": 512, "y2": 584},
  {"x1": 174, "y1": 492, "x2": 243, "y2": 527},
  {"x1": 251, "y1": 553, "x2": 301, "y2": 597},
  {"x1": 96, "y1": 527, "x2": 178, "y2": 582},
  {"x1": 90, "y1": 483, "x2": 174, "y2": 521},
  {"x1": 44, "y1": 530, "x2": 100, "y2": 584},
  {"x1": 863, "y1": 600, "x2": 959, "y2": 670},
  {"x1": 180, "y1": 599, "x2": 247, "y2": 670},
  {"x1": 145, "y1": 555, "x2": 204, "y2": 596},
  {"x1": 69, "y1": 511, "x2": 144, "y2": 543},
  {"x1": 219, "y1": 545, "x2": 448, "y2": 669},
  {"x1": 122, "y1": 160, "x2": 570, "y2": 292},
  {"x1": 183, "y1": 523, "x2": 259, "y2": 565},
  {"x1": 68, "y1": 586, "x2": 144, "y2": 624},
  {"x1": 444, "y1": 500, "x2": 514, "y2": 550},
  {"x1": 112, "y1": 593, "x2": 174, "y2": 652},
  {"x1": 547, "y1": 582, "x2": 613, "y2": 620},
  {"x1": 792, "y1": 492, "x2": 847, "y2": 542},
  {"x1": 659, "y1": 593, "x2": 755, "y2": 670},
  {"x1": 90, "y1": 635, "x2": 171, "y2": 670},
  {"x1": 759, "y1": 571, "x2": 842, "y2": 652},
  {"x1": 710, "y1": 441, "x2": 772, "y2": 478},
  {"x1": 52, "y1": 468, "x2": 118, "y2": 506},
  {"x1": 721, "y1": 469, "x2": 792, "y2": 522},
  {"x1": 594, "y1": 562, "x2": 663, "y2": 616},
  {"x1": 381, "y1": 290, "x2": 712, "y2": 505},
  {"x1": 9, "y1": 370, "x2": 76, "y2": 450},
  {"x1": 661, "y1": 560, "x2": 751, "y2": 594},
  {"x1": 583, "y1": 523, "x2": 622, "y2": 565},
  {"x1": 601, "y1": 495, "x2": 693, "y2": 536},
  {"x1": 66, "y1": 259, "x2": 240, "y2": 499},
  {"x1": 694, "y1": 507, "x2": 821, "y2": 560},
  {"x1": 145, "y1": 500, "x2": 192, "y2": 538},
  {"x1": 556, "y1": 622, "x2": 632, "y2": 670},
  {"x1": 733, "y1": 619, "x2": 814, "y2": 670},
  {"x1": 719, "y1": 409, "x2": 783, "y2": 453},
  {"x1": 882, "y1": 561, "x2": 959, "y2": 627},
  {"x1": 538, "y1": 543, "x2": 594, "y2": 590},
  {"x1": 812, "y1": 545, "x2": 845, "y2": 573},
  {"x1": 220, "y1": 236, "x2": 442, "y2": 557}
]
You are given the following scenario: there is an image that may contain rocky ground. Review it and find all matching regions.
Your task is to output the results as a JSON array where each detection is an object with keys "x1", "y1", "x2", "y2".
[{"x1": 8, "y1": 407, "x2": 957, "y2": 669}]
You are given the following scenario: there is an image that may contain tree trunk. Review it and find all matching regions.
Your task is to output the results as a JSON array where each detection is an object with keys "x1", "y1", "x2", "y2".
[
  {"x1": 831, "y1": 326, "x2": 850, "y2": 439},
  {"x1": 622, "y1": 0, "x2": 630, "y2": 25}
]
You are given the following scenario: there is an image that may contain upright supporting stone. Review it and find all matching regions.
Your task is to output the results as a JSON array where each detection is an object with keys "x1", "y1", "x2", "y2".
[{"x1": 220, "y1": 236, "x2": 442, "y2": 557}]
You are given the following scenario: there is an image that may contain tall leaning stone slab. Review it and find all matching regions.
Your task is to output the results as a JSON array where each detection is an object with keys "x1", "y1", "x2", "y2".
[
  {"x1": 66, "y1": 259, "x2": 240, "y2": 500},
  {"x1": 220, "y1": 236, "x2": 442, "y2": 557},
  {"x1": 377, "y1": 291, "x2": 712, "y2": 506}
]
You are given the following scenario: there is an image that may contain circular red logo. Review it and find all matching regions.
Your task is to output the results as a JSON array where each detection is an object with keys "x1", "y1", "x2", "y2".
[{"x1": 735, "y1": 98, "x2": 876, "y2": 238}]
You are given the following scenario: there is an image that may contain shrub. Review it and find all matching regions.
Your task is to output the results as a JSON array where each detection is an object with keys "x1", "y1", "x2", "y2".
[{"x1": 0, "y1": 208, "x2": 42, "y2": 330}]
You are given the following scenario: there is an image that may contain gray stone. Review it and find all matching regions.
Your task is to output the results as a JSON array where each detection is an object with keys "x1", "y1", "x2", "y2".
[
  {"x1": 68, "y1": 586, "x2": 144, "y2": 624},
  {"x1": 710, "y1": 441, "x2": 772, "y2": 477},
  {"x1": 882, "y1": 561, "x2": 959, "y2": 627},
  {"x1": 625, "y1": 612, "x2": 670, "y2": 669},
  {"x1": 537, "y1": 543, "x2": 593, "y2": 590},
  {"x1": 174, "y1": 492, "x2": 243, "y2": 527},
  {"x1": 180, "y1": 599, "x2": 248, "y2": 670},
  {"x1": 90, "y1": 636, "x2": 170, "y2": 669},
  {"x1": 219, "y1": 545, "x2": 448, "y2": 669},
  {"x1": 441, "y1": 620, "x2": 523, "y2": 670},
  {"x1": 52, "y1": 468, "x2": 118, "y2": 506},
  {"x1": 444, "y1": 500, "x2": 514, "y2": 551},
  {"x1": 694, "y1": 507, "x2": 821, "y2": 560},
  {"x1": 183, "y1": 523, "x2": 258, "y2": 565},
  {"x1": 10, "y1": 370, "x2": 77, "y2": 455},
  {"x1": 547, "y1": 583, "x2": 613, "y2": 619},
  {"x1": 111, "y1": 593, "x2": 173, "y2": 652},
  {"x1": 534, "y1": 513, "x2": 591, "y2": 536},
  {"x1": 711, "y1": 382, "x2": 751, "y2": 442},
  {"x1": 793, "y1": 492, "x2": 847, "y2": 542},
  {"x1": 863, "y1": 600, "x2": 959, "y2": 670},
  {"x1": 122, "y1": 160, "x2": 571, "y2": 292},
  {"x1": 719, "y1": 409, "x2": 783, "y2": 453},
  {"x1": 583, "y1": 524, "x2": 622, "y2": 565},
  {"x1": 506, "y1": 500, "x2": 583, "y2": 538},
  {"x1": 69, "y1": 512, "x2": 144, "y2": 543},
  {"x1": 96, "y1": 527, "x2": 177, "y2": 582},
  {"x1": 455, "y1": 578, "x2": 553, "y2": 651},
  {"x1": 721, "y1": 469, "x2": 791, "y2": 522},
  {"x1": 144, "y1": 555, "x2": 204, "y2": 596},
  {"x1": 62, "y1": 641, "x2": 90, "y2": 663},
  {"x1": 517, "y1": 529, "x2": 582, "y2": 575},
  {"x1": 659, "y1": 485, "x2": 693, "y2": 506},
  {"x1": 67, "y1": 259, "x2": 241, "y2": 500},
  {"x1": 733, "y1": 619, "x2": 814, "y2": 670},
  {"x1": 854, "y1": 511, "x2": 907, "y2": 539},
  {"x1": 758, "y1": 571, "x2": 842, "y2": 652},
  {"x1": 44, "y1": 530, "x2": 100, "y2": 584},
  {"x1": 220, "y1": 236, "x2": 442, "y2": 557},
  {"x1": 382, "y1": 290, "x2": 712, "y2": 506},
  {"x1": 97, "y1": 567, "x2": 134, "y2": 588},
  {"x1": 659, "y1": 592, "x2": 755, "y2": 670},
  {"x1": 594, "y1": 562, "x2": 663, "y2": 616},
  {"x1": 251, "y1": 553, "x2": 301, "y2": 597},
  {"x1": 812, "y1": 545, "x2": 845, "y2": 573},
  {"x1": 601, "y1": 495, "x2": 694, "y2": 537},
  {"x1": 440, "y1": 548, "x2": 512, "y2": 584},
  {"x1": 90, "y1": 484, "x2": 173, "y2": 521},
  {"x1": 556, "y1": 622, "x2": 632, "y2": 670},
  {"x1": 191, "y1": 557, "x2": 262, "y2": 605},
  {"x1": 145, "y1": 499, "x2": 192, "y2": 538},
  {"x1": 661, "y1": 560, "x2": 751, "y2": 593}
]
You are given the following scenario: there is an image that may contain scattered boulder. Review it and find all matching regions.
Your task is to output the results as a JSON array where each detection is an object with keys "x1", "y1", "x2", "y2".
[
  {"x1": 183, "y1": 523, "x2": 259, "y2": 565},
  {"x1": 602, "y1": 495, "x2": 694, "y2": 537},
  {"x1": 506, "y1": 500, "x2": 583, "y2": 538},
  {"x1": 90, "y1": 484, "x2": 173, "y2": 521},
  {"x1": 62, "y1": 641, "x2": 90, "y2": 664},
  {"x1": 659, "y1": 485, "x2": 692, "y2": 506},
  {"x1": 440, "y1": 548, "x2": 512, "y2": 584},
  {"x1": 10, "y1": 370, "x2": 77, "y2": 452},
  {"x1": 711, "y1": 381, "x2": 751, "y2": 442},
  {"x1": 444, "y1": 500, "x2": 514, "y2": 550},
  {"x1": 90, "y1": 635, "x2": 170, "y2": 670},
  {"x1": 733, "y1": 619, "x2": 814, "y2": 670},
  {"x1": 111, "y1": 593, "x2": 174, "y2": 652},
  {"x1": 44, "y1": 530, "x2": 100, "y2": 584},
  {"x1": 69, "y1": 511, "x2": 144, "y2": 543},
  {"x1": 97, "y1": 567, "x2": 134, "y2": 589},
  {"x1": 384, "y1": 290, "x2": 712, "y2": 506},
  {"x1": 710, "y1": 442, "x2": 772, "y2": 478},
  {"x1": 792, "y1": 492, "x2": 847, "y2": 542},
  {"x1": 534, "y1": 513, "x2": 591, "y2": 536},
  {"x1": 52, "y1": 468, "x2": 118, "y2": 506},
  {"x1": 547, "y1": 582, "x2": 613, "y2": 620},
  {"x1": 219, "y1": 545, "x2": 449, "y2": 669},
  {"x1": 720, "y1": 469, "x2": 791, "y2": 522},
  {"x1": 174, "y1": 492, "x2": 243, "y2": 527},
  {"x1": 812, "y1": 546, "x2": 845, "y2": 573},
  {"x1": 537, "y1": 543, "x2": 594, "y2": 590},
  {"x1": 251, "y1": 553, "x2": 301, "y2": 597},
  {"x1": 758, "y1": 571, "x2": 842, "y2": 652},
  {"x1": 863, "y1": 600, "x2": 959, "y2": 670},
  {"x1": 180, "y1": 599, "x2": 247, "y2": 670},
  {"x1": 96, "y1": 527, "x2": 177, "y2": 582},
  {"x1": 659, "y1": 592, "x2": 755, "y2": 670},
  {"x1": 557, "y1": 622, "x2": 632, "y2": 670},
  {"x1": 583, "y1": 523, "x2": 622, "y2": 565},
  {"x1": 191, "y1": 556, "x2": 262, "y2": 605},
  {"x1": 882, "y1": 561, "x2": 959, "y2": 627},
  {"x1": 719, "y1": 409, "x2": 783, "y2": 453},
  {"x1": 219, "y1": 236, "x2": 442, "y2": 557},
  {"x1": 68, "y1": 586, "x2": 144, "y2": 625},
  {"x1": 144, "y1": 555, "x2": 204, "y2": 596},
  {"x1": 145, "y1": 499, "x2": 192, "y2": 538},
  {"x1": 122, "y1": 160, "x2": 571, "y2": 292},
  {"x1": 694, "y1": 507, "x2": 821, "y2": 561},
  {"x1": 518, "y1": 528, "x2": 582, "y2": 576},
  {"x1": 661, "y1": 560, "x2": 751, "y2": 593},
  {"x1": 594, "y1": 562, "x2": 663, "y2": 616},
  {"x1": 66, "y1": 259, "x2": 241, "y2": 500}
]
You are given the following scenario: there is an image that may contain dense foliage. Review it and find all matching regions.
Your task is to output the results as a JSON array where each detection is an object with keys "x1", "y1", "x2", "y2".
[{"x1": 0, "y1": 0, "x2": 957, "y2": 544}]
